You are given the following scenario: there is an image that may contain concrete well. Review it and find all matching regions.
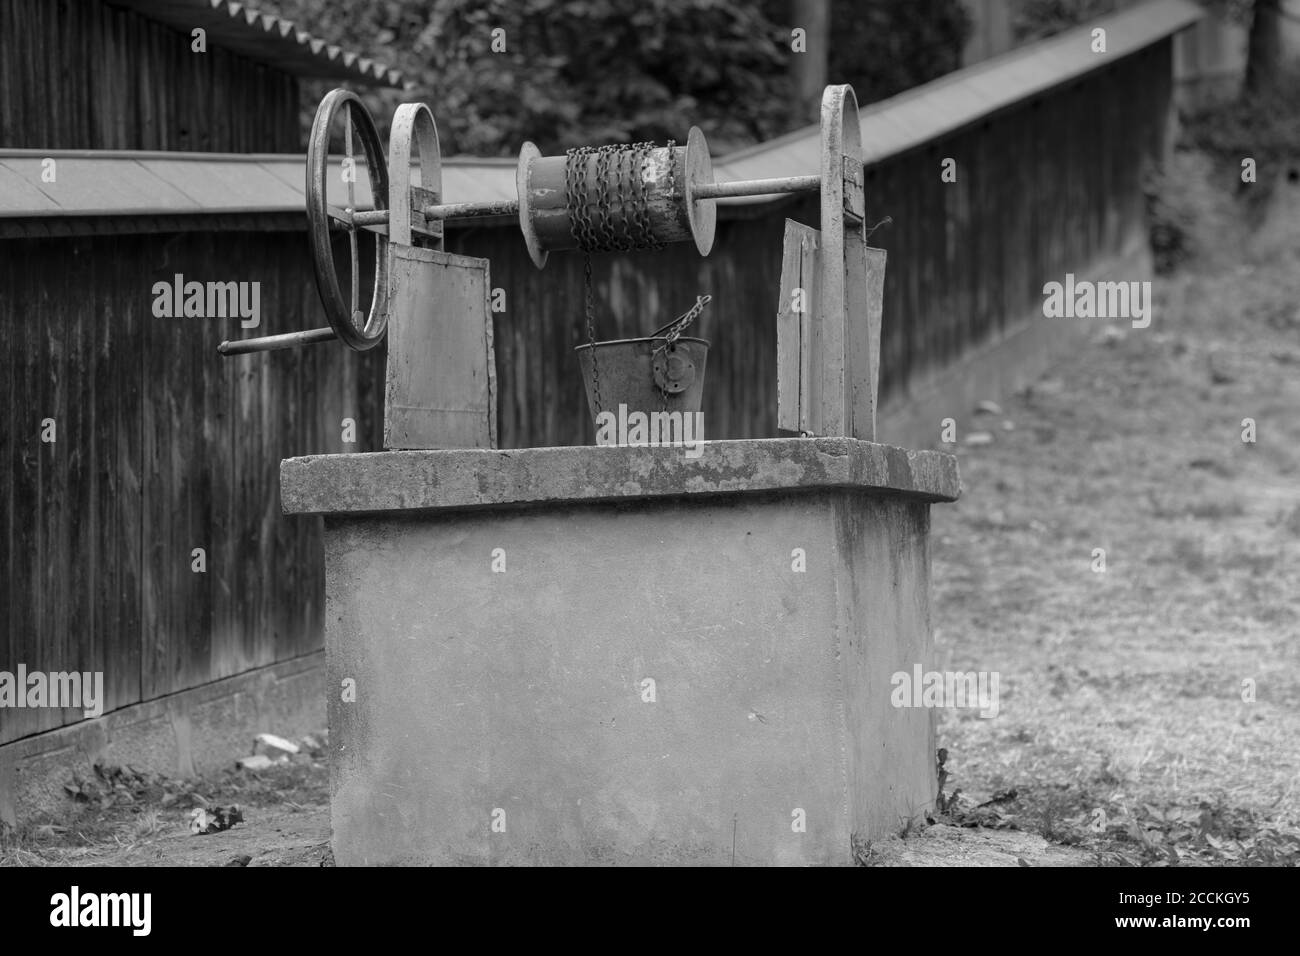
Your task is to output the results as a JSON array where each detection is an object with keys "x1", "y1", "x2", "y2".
[{"x1": 280, "y1": 437, "x2": 960, "y2": 866}]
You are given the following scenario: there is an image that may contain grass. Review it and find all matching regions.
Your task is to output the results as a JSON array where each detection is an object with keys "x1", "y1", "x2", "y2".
[{"x1": 928, "y1": 149, "x2": 1300, "y2": 865}]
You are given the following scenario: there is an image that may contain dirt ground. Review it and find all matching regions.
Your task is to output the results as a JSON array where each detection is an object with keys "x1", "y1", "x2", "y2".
[
  {"x1": 1, "y1": 757, "x2": 334, "y2": 867},
  {"x1": 925, "y1": 152, "x2": 1300, "y2": 865},
  {"x1": 2, "y1": 151, "x2": 1297, "y2": 867}
]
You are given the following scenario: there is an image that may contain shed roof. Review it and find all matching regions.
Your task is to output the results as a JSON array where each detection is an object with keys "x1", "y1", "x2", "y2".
[
  {"x1": 0, "y1": 0, "x2": 1200, "y2": 234},
  {"x1": 0, "y1": 150, "x2": 511, "y2": 220},
  {"x1": 718, "y1": 0, "x2": 1201, "y2": 185},
  {"x1": 106, "y1": 0, "x2": 406, "y2": 88}
]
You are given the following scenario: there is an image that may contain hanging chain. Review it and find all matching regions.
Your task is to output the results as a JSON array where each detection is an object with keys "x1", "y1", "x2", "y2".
[
  {"x1": 566, "y1": 146, "x2": 602, "y2": 416},
  {"x1": 652, "y1": 294, "x2": 711, "y2": 414},
  {"x1": 653, "y1": 294, "x2": 711, "y2": 346},
  {"x1": 582, "y1": 253, "x2": 601, "y2": 414},
  {"x1": 566, "y1": 139, "x2": 680, "y2": 424}
]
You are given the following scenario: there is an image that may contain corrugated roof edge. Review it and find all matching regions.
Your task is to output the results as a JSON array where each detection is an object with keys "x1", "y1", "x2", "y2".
[
  {"x1": 106, "y1": 0, "x2": 407, "y2": 88},
  {"x1": 0, "y1": 0, "x2": 1202, "y2": 228}
]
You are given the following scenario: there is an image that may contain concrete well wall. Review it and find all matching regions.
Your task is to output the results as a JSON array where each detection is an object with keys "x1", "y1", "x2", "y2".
[{"x1": 283, "y1": 438, "x2": 959, "y2": 865}]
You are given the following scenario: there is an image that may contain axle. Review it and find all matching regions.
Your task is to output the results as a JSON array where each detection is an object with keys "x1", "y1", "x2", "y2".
[{"x1": 333, "y1": 174, "x2": 819, "y2": 229}]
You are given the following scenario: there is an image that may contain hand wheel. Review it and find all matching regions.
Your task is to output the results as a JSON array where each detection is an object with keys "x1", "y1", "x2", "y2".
[{"x1": 306, "y1": 88, "x2": 391, "y2": 352}]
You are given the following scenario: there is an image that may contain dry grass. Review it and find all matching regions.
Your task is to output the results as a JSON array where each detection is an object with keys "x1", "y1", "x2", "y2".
[
  {"x1": 930, "y1": 151, "x2": 1300, "y2": 865},
  {"x1": 0, "y1": 746, "x2": 330, "y2": 867}
]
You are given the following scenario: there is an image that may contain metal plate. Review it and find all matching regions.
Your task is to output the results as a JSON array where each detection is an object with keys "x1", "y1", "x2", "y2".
[{"x1": 382, "y1": 245, "x2": 497, "y2": 450}]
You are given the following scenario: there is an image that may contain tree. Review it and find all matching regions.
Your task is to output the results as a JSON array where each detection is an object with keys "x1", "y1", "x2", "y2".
[
  {"x1": 762, "y1": 0, "x2": 972, "y2": 108},
  {"x1": 264, "y1": 0, "x2": 973, "y2": 152},
  {"x1": 1243, "y1": 0, "x2": 1284, "y2": 96},
  {"x1": 263, "y1": 0, "x2": 793, "y2": 156},
  {"x1": 1010, "y1": 0, "x2": 1119, "y2": 42},
  {"x1": 789, "y1": 0, "x2": 830, "y2": 125}
]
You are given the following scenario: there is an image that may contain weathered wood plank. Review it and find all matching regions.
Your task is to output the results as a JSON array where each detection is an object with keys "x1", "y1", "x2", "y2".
[
  {"x1": 0, "y1": 0, "x2": 299, "y2": 151},
  {"x1": 64, "y1": 241, "x2": 96, "y2": 724},
  {"x1": 847, "y1": 241, "x2": 885, "y2": 442},
  {"x1": 777, "y1": 219, "x2": 818, "y2": 435},
  {"x1": 3, "y1": 242, "x2": 39, "y2": 744},
  {"x1": 0, "y1": 236, "x2": 19, "y2": 743},
  {"x1": 95, "y1": 238, "x2": 140, "y2": 715}
]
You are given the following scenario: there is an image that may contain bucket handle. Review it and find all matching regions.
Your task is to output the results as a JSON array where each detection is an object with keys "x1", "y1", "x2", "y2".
[{"x1": 649, "y1": 295, "x2": 712, "y2": 345}]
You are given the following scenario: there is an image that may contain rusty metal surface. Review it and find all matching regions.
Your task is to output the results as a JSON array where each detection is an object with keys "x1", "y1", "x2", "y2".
[
  {"x1": 306, "y1": 89, "x2": 389, "y2": 352},
  {"x1": 388, "y1": 102, "x2": 442, "y2": 248},
  {"x1": 694, "y1": 175, "x2": 819, "y2": 200},
  {"x1": 423, "y1": 198, "x2": 521, "y2": 221},
  {"x1": 382, "y1": 246, "x2": 496, "y2": 450},
  {"x1": 575, "y1": 337, "x2": 709, "y2": 424},
  {"x1": 217, "y1": 326, "x2": 338, "y2": 355}
]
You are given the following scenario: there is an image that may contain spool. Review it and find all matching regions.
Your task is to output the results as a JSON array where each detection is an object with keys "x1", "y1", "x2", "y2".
[{"x1": 518, "y1": 126, "x2": 716, "y2": 269}]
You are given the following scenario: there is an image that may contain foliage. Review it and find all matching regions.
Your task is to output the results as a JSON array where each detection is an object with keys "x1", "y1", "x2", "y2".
[
  {"x1": 757, "y1": 0, "x2": 972, "y2": 107},
  {"x1": 825, "y1": 0, "x2": 971, "y2": 105},
  {"x1": 262, "y1": 0, "x2": 792, "y2": 156},
  {"x1": 1182, "y1": 61, "x2": 1300, "y2": 204},
  {"x1": 1009, "y1": 0, "x2": 1119, "y2": 42},
  {"x1": 1143, "y1": 161, "x2": 1197, "y2": 275},
  {"x1": 263, "y1": 0, "x2": 972, "y2": 155}
]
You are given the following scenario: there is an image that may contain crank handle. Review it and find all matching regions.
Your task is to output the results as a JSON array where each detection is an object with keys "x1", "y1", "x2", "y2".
[{"x1": 218, "y1": 326, "x2": 341, "y2": 356}]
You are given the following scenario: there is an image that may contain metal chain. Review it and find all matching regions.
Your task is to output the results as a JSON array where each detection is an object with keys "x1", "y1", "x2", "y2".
[
  {"x1": 652, "y1": 294, "x2": 712, "y2": 415},
  {"x1": 569, "y1": 141, "x2": 675, "y2": 256},
  {"x1": 594, "y1": 147, "x2": 618, "y2": 250},
  {"x1": 653, "y1": 294, "x2": 711, "y2": 346},
  {"x1": 566, "y1": 145, "x2": 602, "y2": 416},
  {"x1": 582, "y1": 252, "x2": 601, "y2": 415},
  {"x1": 565, "y1": 139, "x2": 680, "y2": 425},
  {"x1": 628, "y1": 141, "x2": 662, "y2": 251}
]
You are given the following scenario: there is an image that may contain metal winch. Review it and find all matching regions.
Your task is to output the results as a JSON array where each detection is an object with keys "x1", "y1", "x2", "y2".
[{"x1": 216, "y1": 84, "x2": 876, "y2": 449}]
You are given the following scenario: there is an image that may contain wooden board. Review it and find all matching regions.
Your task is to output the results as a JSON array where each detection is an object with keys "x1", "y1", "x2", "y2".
[
  {"x1": 777, "y1": 220, "x2": 819, "y2": 436},
  {"x1": 777, "y1": 87, "x2": 879, "y2": 442},
  {"x1": 383, "y1": 246, "x2": 496, "y2": 450},
  {"x1": 846, "y1": 241, "x2": 886, "y2": 442}
]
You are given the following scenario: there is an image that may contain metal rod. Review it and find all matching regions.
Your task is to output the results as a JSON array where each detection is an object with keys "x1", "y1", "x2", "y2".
[
  {"x1": 693, "y1": 175, "x2": 821, "y2": 200},
  {"x1": 332, "y1": 176, "x2": 817, "y2": 229},
  {"x1": 336, "y1": 202, "x2": 518, "y2": 225},
  {"x1": 218, "y1": 327, "x2": 338, "y2": 356},
  {"x1": 350, "y1": 209, "x2": 389, "y2": 226},
  {"x1": 421, "y1": 198, "x2": 521, "y2": 221}
]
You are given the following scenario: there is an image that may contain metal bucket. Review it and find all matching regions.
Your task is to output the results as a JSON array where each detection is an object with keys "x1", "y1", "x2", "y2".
[{"x1": 575, "y1": 336, "x2": 709, "y2": 429}]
